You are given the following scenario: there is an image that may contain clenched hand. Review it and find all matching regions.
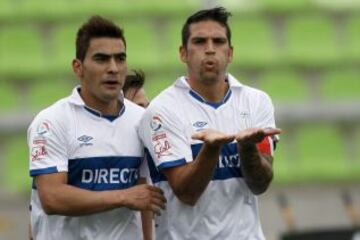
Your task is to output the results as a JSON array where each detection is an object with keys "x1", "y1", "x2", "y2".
[{"x1": 120, "y1": 184, "x2": 167, "y2": 216}]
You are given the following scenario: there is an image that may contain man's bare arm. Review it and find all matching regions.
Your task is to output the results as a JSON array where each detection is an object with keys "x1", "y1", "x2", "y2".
[
  {"x1": 138, "y1": 177, "x2": 154, "y2": 240},
  {"x1": 163, "y1": 129, "x2": 235, "y2": 206},
  {"x1": 35, "y1": 172, "x2": 166, "y2": 216},
  {"x1": 236, "y1": 128, "x2": 281, "y2": 195}
]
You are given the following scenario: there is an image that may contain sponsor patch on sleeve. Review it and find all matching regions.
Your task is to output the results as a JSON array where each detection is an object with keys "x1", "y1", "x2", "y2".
[
  {"x1": 154, "y1": 139, "x2": 172, "y2": 159},
  {"x1": 31, "y1": 120, "x2": 52, "y2": 161},
  {"x1": 31, "y1": 137, "x2": 48, "y2": 161},
  {"x1": 149, "y1": 113, "x2": 173, "y2": 159}
]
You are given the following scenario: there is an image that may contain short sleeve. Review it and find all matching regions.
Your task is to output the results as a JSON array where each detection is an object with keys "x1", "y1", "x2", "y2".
[
  {"x1": 252, "y1": 91, "x2": 276, "y2": 129},
  {"x1": 137, "y1": 105, "x2": 192, "y2": 171},
  {"x1": 252, "y1": 91, "x2": 279, "y2": 154},
  {"x1": 28, "y1": 117, "x2": 68, "y2": 177}
]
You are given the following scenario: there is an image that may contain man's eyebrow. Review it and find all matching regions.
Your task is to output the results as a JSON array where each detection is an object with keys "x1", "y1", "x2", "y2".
[
  {"x1": 191, "y1": 36, "x2": 206, "y2": 41},
  {"x1": 92, "y1": 52, "x2": 127, "y2": 58},
  {"x1": 116, "y1": 52, "x2": 127, "y2": 58},
  {"x1": 192, "y1": 36, "x2": 206, "y2": 39},
  {"x1": 93, "y1": 52, "x2": 109, "y2": 57},
  {"x1": 191, "y1": 36, "x2": 226, "y2": 40}
]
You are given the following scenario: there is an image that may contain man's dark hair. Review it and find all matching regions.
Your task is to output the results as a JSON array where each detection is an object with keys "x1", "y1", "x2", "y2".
[
  {"x1": 76, "y1": 15, "x2": 126, "y2": 61},
  {"x1": 123, "y1": 70, "x2": 145, "y2": 95},
  {"x1": 181, "y1": 7, "x2": 232, "y2": 47}
]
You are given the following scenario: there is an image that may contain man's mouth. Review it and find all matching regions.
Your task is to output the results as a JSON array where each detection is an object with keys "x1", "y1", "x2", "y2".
[
  {"x1": 103, "y1": 80, "x2": 119, "y2": 85},
  {"x1": 102, "y1": 80, "x2": 120, "y2": 88},
  {"x1": 204, "y1": 60, "x2": 216, "y2": 69}
]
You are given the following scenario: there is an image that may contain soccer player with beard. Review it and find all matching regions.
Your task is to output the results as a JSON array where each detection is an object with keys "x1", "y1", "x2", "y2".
[{"x1": 138, "y1": 7, "x2": 281, "y2": 239}]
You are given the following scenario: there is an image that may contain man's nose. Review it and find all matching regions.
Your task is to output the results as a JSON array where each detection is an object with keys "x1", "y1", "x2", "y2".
[
  {"x1": 205, "y1": 40, "x2": 215, "y2": 54},
  {"x1": 108, "y1": 58, "x2": 119, "y2": 73}
]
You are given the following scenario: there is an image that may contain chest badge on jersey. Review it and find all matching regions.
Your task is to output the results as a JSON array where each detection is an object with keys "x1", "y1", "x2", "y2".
[
  {"x1": 239, "y1": 111, "x2": 250, "y2": 118},
  {"x1": 77, "y1": 135, "x2": 94, "y2": 147}
]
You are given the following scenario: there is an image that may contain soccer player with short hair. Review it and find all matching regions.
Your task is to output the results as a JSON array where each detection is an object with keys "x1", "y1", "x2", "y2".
[
  {"x1": 28, "y1": 16, "x2": 165, "y2": 240},
  {"x1": 138, "y1": 7, "x2": 281, "y2": 239}
]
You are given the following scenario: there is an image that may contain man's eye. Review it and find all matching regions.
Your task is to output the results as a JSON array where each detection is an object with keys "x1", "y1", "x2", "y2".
[
  {"x1": 193, "y1": 39, "x2": 205, "y2": 44},
  {"x1": 214, "y1": 38, "x2": 227, "y2": 44},
  {"x1": 115, "y1": 53, "x2": 127, "y2": 62},
  {"x1": 116, "y1": 55, "x2": 126, "y2": 62},
  {"x1": 94, "y1": 56, "x2": 107, "y2": 62}
]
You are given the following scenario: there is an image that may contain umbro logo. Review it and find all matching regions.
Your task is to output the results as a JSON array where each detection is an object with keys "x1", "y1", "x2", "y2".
[
  {"x1": 193, "y1": 121, "x2": 208, "y2": 131},
  {"x1": 77, "y1": 135, "x2": 93, "y2": 147}
]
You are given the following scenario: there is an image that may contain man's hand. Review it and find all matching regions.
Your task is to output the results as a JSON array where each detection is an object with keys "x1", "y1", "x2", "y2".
[
  {"x1": 160, "y1": 129, "x2": 235, "y2": 206},
  {"x1": 192, "y1": 129, "x2": 235, "y2": 147},
  {"x1": 235, "y1": 127, "x2": 282, "y2": 195},
  {"x1": 120, "y1": 184, "x2": 167, "y2": 216},
  {"x1": 236, "y1": 128, "x2": 281, "y2": 145}
]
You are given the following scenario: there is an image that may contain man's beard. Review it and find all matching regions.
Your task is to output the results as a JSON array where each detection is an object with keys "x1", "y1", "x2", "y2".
[{"x1": 199, "y1": 69, "x2": 219, "y2": 85}]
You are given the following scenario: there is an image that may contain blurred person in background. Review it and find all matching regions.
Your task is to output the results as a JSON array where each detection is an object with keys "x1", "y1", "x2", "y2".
[
  {"x1": 27, "y1": 15, "x2": 165, "y2": 240},
  {"x1": 123, "y1": 70, "x2": 150, "y2": 108},
  {"x1": 138, "y1": 7, "x2": 281, "y2": 239},
  {"x1": 123, "y1": 69, "x2": 152, "y2": 238}
]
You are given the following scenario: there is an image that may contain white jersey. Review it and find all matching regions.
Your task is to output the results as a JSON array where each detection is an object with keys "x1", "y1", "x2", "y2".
[
  {"x1": 28, "y1": 87, "x2": 147, "y2": 240},
  {"x1": 138, "y1": 74, "x2": 277, "y2": 240}
]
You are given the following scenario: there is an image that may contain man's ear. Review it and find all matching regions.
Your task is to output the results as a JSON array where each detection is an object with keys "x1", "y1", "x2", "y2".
[
  {"x1": 72, "y1": 59, "x2": 83, "y2": 78},
  {"x1": 179, "y1": 45, "x2": 187, "y2": 63}
]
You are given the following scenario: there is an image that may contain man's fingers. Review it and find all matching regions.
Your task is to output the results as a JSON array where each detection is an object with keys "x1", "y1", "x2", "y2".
[
  {"x1": 263, "y1": 128, "x2": 282, "y2": 136},
  {"x1": 192, "y1": 130, "x2": 235, "y2": 144},
  {"x1": 151, "y1": 191, "x2": 167, "y2": 205},
  {"x1": 235, "y1": 129, "x2": 258, "y2": 142},
  {"x1": 148, "y1": 185, "x2": 167, "y2": 207},
  {"x1": 148, "y1": 185, "x2": 164, "y2": 195},
  {"x1": 151, "y1": 196, "x2": 166, "y2": 210},
  {"x1": 222, "y1": 134, "x2": 236, "y2": 142},
  {"x1": 151, "y1": 204, "x2": 162, "y2": 216},
  {"x1": 236, "y1": 128, "x2": 281, "y2": 143},
  {"x1": 191, "y1": 131, "x2": 205, "y2": 140},
  {"x1": 193, "y1": 128, "x2": 280, "y2": 144}
]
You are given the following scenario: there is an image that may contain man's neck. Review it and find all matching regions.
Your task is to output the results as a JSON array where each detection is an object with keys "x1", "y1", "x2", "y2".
[
  {"x1": 96, "y1": 101, "x2": 122, "y2": 116},
  {"x1": 80, "y1": 91, "x2": 121, "y2": 116},
  {"x1": 187, "y1": 76, "x2": 229, "y2": 103}
]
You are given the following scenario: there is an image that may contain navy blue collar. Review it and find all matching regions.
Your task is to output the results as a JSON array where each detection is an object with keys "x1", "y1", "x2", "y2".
[
  {"x1": 84, "y1": 105, "x2": 125, "y2": 122},
  {"x1": 189, "y1": 89, "x2": 232, "y2": 109}
]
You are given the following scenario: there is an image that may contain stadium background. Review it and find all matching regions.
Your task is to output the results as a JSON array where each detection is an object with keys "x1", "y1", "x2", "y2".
[{"x1": 0, "y1": 0, "x2": 359, "y2": 239}]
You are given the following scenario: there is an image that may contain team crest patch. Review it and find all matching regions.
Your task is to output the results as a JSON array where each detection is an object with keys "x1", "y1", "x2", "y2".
[
  {"x1": 36, "y1": 120, "x2": 51, "y2": 136},
  {"x1": 239, "y1": 111, "x2": 250, "y2": 118},
  {"x1": 150, "y1": 115, "x2": 163, "y2": 132}
]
